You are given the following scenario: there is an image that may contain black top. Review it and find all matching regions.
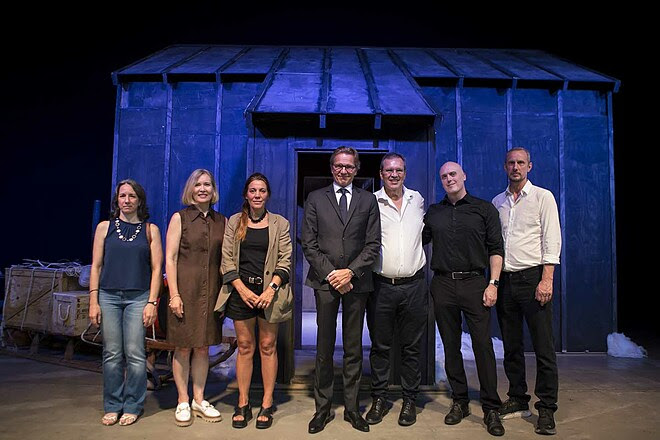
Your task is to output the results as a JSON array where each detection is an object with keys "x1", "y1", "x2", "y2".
[
  {"x1": 100, "y1": 219, "x2": 151, "y2": 291},
  {"x1": 239, "y1": 227, "x2": 269, "y2": 279},
  {"x1": 422, "y1": 193, "x2": 503, "y2": 273}
]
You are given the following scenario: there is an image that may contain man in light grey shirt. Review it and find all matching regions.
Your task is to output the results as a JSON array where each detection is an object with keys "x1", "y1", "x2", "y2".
[
  {"x1": 366, "y1": 153, "x2": 427, "y2": 427},
  {"x1": 492, "y1": 147, "x2": 561, "y2": 436}
]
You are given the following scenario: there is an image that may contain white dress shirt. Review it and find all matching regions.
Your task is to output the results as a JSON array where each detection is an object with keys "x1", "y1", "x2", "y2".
[
  {"x1": 492, "y1": 180, "x2": 561, "y2": 272},
  {"x1": 373, "y1": 186, "x2": 426, "y2": 278},
  {"x1": 333, "y1": 182, "x2": 353, "y2": 209}
]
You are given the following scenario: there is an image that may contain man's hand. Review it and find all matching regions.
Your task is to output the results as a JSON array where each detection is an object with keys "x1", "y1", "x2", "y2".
[
  {"x1": 535, "y1": 278, "x2": 553, "y2": 305},
  {"x1": 337, "y1": 283, "x2": 353, "y2": 295},
  {"x1": 483, "y1": 284, "x2": 497, "y2": 307},
  {"x1": 328, "y1": 268, "x2": 354, "y2": 290}
]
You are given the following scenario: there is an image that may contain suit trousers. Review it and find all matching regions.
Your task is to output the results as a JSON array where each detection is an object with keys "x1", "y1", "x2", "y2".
[
  {"x1": 497, "y1": 266, "x2": 558, "y2": 411},
  {"x1": 314, "y1": 288, "x2": 369, "y2": 413},
  {"x1": 431, "y1": 273, "x2": 501, "y2": 412},
  {"x1": 367, "y1": 276, "x2": 427, "y2": 400}
]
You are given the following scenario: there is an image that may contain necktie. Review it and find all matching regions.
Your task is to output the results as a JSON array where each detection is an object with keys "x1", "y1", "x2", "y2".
[{"x1": 338, "y1": 188, "x2": 348, "y2": 223}]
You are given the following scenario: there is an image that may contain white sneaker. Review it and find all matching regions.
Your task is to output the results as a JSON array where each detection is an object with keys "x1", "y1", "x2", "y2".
[
  {"x1": 175, "y1": 402, "x2": 193, "y2": 427},
  {"x1": 192, "y1": 399, "x2": 223, "y2": 422}
]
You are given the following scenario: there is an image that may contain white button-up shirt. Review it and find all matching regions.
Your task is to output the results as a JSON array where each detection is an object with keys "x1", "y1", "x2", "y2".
[
  {"x1": 492, "y1": 180, "x2": 561, "y2": 272},
  {"x1": 373, "y1": 186, "x2": 426, "y2": 278},
  {"x1": 333, "y1": 182, "x2": 353, "y2": 209}
]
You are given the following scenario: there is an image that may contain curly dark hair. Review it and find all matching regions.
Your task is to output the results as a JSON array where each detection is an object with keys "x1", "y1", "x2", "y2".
[{"x1": 110, "y1": 179, "x2": 150, "y2": 221}]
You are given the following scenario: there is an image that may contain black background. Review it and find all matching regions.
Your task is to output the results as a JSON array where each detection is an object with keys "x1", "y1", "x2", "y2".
[{"x1": 1, "y1": 5, "x2": 647, "y2": 341}]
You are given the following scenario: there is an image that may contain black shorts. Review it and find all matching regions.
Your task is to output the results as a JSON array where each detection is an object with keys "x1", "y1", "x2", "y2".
[{"x1": 225, "y1": 281, "x2": 266, "y2": 321}]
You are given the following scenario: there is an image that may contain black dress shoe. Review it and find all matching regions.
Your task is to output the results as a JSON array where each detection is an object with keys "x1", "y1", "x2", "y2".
[
  {"x1": 365, "y1": 397, "x2": 388, "y2": 424},
  {"x1": 308, "y1": 411, "x2": 333, "y2": 434},
  {"x1": 398, "y1": 398, "x2": 417, "y2": 426},
  {"x1": 445, "y1": 401, "x2": 470, "y2": 425},
  {"x1": 484, "y1": 410, "x2": 505, "y2": 437},
  {"x1": 344, "y1": 411, "x2": 370, "y2": 432},
  {"x1": 535, "y1": 408, "x2": 556, "y2": 435}
]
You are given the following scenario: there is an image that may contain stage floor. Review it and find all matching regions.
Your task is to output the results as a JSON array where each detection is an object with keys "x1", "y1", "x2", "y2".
[{"x1": 1, "y1": 349, "x2": 658, "y2": 440}]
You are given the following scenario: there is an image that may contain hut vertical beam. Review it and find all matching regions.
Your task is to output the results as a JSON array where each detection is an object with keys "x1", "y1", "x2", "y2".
[
  {"x1": 162, "y1": 85, "x2": 174, "y2": 229},
  {"x1": 213, "y1": 81, "x2": 224, "y2": 212},
  {"x1": 607, "y1": 91, "x2": 618, "y2": 331},
  {"x1": 557, "y1": 90, "x2": 567, "y2": 352},
  {"x1": 111, "y1": 86, "x2": 123, "y2": 195}
]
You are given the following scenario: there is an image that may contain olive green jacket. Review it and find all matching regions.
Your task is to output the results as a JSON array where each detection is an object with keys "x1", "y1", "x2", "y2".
[{"x1": 214, "y1": 212, "x2": 293, "y2": 323}]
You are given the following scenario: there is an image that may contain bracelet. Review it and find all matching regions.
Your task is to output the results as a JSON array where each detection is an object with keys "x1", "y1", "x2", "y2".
[
  {"x1": 89, "y1": 289, "x2": 99, "y2": 293},
  {"x1": 147, "y1": 300, "x2": 158, "y2": 306}
]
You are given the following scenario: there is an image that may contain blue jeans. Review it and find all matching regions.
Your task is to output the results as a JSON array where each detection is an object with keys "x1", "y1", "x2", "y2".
[{"x1": 99, "y1": 289, "x2": 148, "y2": 414}]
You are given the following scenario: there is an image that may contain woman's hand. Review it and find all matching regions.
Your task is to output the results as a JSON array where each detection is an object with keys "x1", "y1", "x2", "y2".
[
  {"x1": 238, "y1": 286, "x2": 260, "y2": 309},
  {"x1": 143, "y1": 302, "x2": 158, "y2": 327},
  {"x1": 256, "y1": 286, "x2": 276, "y2": 309},
  {"x1": 89, "y1": 303, "x2": 102, "y2": 326},
  {"x1": 169, "y1": 295, "x2": 184, "y2": 318}
]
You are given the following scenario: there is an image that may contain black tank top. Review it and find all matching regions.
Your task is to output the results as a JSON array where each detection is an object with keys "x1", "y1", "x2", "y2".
[
  {"x1": 99, "y1": 219, "x2": 151, "y2": 291},
  {"x1": 239, "y1": 226, "x2": 268, "y2": 279}
]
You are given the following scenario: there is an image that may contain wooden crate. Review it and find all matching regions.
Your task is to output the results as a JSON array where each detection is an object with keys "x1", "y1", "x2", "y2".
[
  {"x1": 51, "y1": 291, "x2": 90, "y2": 336},
  {"x1": 2, "y1": 267, "x2": 83, "y2": 332}
]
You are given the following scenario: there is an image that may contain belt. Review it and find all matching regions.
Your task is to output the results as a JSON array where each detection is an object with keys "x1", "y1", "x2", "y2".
[
  {"x1": 375, "y1": 269, "x2": 425, "y2": 286},
  {"x1": 435, "y1": 270, "x2": 483, "y2": 280},
  {"x1": 240, "y1": 275, "x2": 263, "y2": 285},
  {"x1": 503, "y1": 266, "x2": 542, "y2": 277}
]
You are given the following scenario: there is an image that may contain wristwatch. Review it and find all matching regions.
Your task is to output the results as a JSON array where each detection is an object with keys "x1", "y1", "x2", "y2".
[
  {"x1": 147, "y1": 300, "x2": 158, "y2": 306},
  {"x1": 489, "y1": 279, "x2": 500, "y2": 287},
  {"x1": 268, "y1": 281, "x2": 280, "y2": 292}
]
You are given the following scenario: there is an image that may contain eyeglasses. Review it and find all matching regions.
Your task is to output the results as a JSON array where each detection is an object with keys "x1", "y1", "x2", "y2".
[
  {"x1": 332, "y1": 164, "x2": 357, "y2": 172},
  {"x1": 382, "y1": 168, "x2": 405, "y2": 175}
]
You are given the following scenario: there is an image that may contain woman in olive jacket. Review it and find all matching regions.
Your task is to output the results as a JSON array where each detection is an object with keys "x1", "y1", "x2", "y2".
[{"x1": 215, "y1": 172, "x2": 292, "y2": 430}]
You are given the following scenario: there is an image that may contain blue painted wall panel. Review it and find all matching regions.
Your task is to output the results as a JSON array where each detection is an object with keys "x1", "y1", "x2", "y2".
[
  {"x1": 218, "y1": 82, "x2": 260, "y2": 215},
  {"x1": 563, "y1": 91, "x2": 612, "y2": 351},
  {"x1": 420, "y1": 86, "x2": 457, "y2": 201},
  {"x1": 511, "y1": 89, "x2": 562, "y2": 349},
  {"x1": 123, "y1": 83, "x2": 168, "y2": 108},
  {"x1": 252, "y1": 135, "x2": 291, "y2": 216},
  {"x1": 116, "y1": 106, "x2": 167, "y2": 229},
  {"x1": 167, "y1": 134, "x2": 216, "y2": 214},
  {"x1": 461, "y1": 88, "x2": 507, "y2": 200}
]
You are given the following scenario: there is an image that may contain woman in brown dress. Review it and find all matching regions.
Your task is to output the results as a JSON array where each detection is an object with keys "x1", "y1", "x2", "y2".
[{"x1": 165, "y1": 169, "x2": 225, "y2": 427}]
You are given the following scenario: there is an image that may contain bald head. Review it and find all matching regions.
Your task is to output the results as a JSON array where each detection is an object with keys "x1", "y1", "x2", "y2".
[{"x1": 439, "y1": 161, "x2": 467, "y2": 202}]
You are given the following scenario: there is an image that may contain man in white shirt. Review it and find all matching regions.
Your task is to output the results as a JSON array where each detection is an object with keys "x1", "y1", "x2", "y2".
[
  {"x1": 492, "y1": 147, "x2": 561, "y2": 436},
  {"x1": 365, "y1": 153, "x2": 427, "y2": 427}
]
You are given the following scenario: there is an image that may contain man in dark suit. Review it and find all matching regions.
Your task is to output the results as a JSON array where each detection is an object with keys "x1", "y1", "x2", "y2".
[{"x1": 302, "y1": 146, "x2": 381, "y2": 433}]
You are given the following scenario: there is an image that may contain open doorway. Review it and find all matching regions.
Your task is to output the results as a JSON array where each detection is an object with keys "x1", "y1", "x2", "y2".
[{"x1": 294, "y1": 151, "x2": 385, "y2": 349}]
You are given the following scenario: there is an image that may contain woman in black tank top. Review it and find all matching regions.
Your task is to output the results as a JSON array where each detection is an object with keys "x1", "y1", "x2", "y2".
[{"x1": 88, "y1": 179, "x2": 163, "y2": 426}]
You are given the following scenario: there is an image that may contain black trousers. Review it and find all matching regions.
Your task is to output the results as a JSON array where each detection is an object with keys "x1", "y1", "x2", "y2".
[
  {"x1": 497, "y1": 266, "x2": 558, "y2": 412},
  {"x1": 313, "y1": 288, "x2": 369, "y2": 413},
  {"x1": 367, "y1": 276, "x2": 428, "y2": 400},
  {"x1": 431, "y1": 273, "x2": 501, "y2": 412}
]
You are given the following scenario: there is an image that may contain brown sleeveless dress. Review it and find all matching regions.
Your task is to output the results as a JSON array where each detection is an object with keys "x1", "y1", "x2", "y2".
[{"x1": 167, "y1": 206, "x2": 225, "y2": 347}]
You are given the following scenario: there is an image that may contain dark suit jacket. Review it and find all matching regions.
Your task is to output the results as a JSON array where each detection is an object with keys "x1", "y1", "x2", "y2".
[{"x1": 301, "y1": 184, "x2": 381, "y2": 293}]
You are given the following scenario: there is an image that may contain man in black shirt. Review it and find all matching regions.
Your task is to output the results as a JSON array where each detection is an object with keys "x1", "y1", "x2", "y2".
[{"x1": 422, "y1": 161, "x2": 505, "y2": 437}]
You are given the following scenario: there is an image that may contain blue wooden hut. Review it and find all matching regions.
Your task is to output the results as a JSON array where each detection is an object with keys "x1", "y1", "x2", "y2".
[{"x1": 112, "y1": 46, "x2": 619, "y2": 383}]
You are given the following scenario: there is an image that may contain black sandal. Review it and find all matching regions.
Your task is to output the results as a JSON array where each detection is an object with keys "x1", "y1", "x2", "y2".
[
  {"x1": 232, "y1": 403, "x2": 252, "y2": 429},
  {"x1": 255, "y1": 406, "x2": 274, "y2": 429}
]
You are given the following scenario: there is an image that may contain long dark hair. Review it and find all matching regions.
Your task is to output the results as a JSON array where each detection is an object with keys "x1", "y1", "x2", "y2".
[
  {"x1": 236, "y1": 173, "x2": 271, "y2": 241},
  {"x1": 110, "y1": 179, "x2": 150, "y2": 221}
]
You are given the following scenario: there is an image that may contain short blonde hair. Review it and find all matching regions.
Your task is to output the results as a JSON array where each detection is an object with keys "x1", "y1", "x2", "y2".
[{"x1": 181, "y1": 169, "x2": 219, "y2": 206}]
